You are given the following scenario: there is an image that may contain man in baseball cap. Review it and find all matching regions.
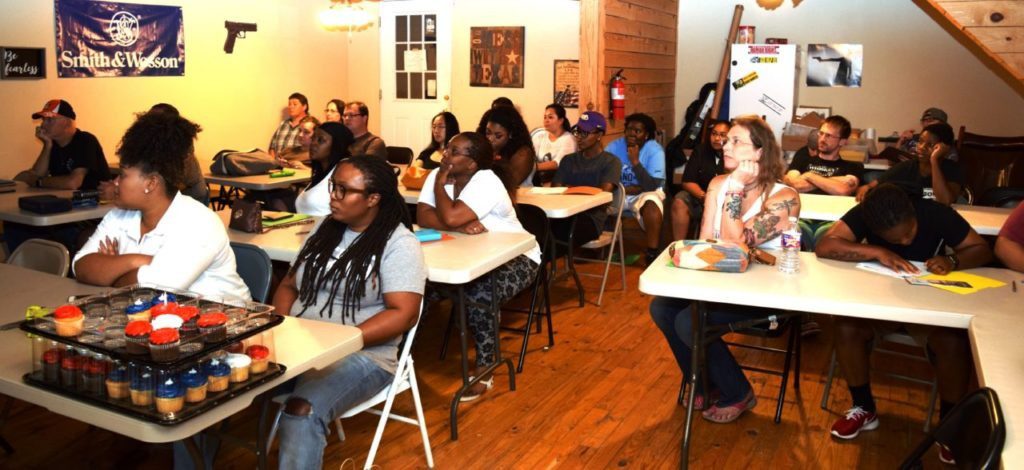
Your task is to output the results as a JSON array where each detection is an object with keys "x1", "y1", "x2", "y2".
[
  {"x1": 549, "y1": 110, "x2": 621, "y2": 247},
  {"x1": 9, "y1": 99, "x2": 111, "y2": 253},
  {"x1": 31, "y1": 99, "x2": 77, "y2": 120},
  {"x1": 898, "y1": 107, "x2": 951, "y2": 155},
  {"x1": 15, "y1": 98, "x2": 109, "y2": 191}
]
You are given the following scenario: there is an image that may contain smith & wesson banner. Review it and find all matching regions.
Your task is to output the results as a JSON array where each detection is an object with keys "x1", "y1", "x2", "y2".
[{"x1": 55, "y1": 0, "x2": 185, "y2": 77}]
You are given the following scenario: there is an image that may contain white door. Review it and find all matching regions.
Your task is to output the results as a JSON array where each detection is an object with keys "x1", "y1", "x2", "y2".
[{"x1": 379, "y1": 0, "x2": 452, "y2": 151}]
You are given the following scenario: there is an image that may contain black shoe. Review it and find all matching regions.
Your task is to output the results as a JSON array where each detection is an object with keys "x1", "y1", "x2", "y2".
[{"x1": 645, "y1": 249, "x2": 659, "y2": 266}]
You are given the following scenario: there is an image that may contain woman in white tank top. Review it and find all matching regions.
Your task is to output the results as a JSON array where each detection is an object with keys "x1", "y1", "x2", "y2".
[
  {"x1": 701, "y1": 116, "x2": 801, "y2": 250},
  {"x1": 649, "y1": 115, "x2": 801, "y2": 425}
]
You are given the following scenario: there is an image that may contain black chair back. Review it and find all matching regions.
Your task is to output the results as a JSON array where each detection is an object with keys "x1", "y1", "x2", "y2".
[
  {"x1": 900, "y1": 387, "x2": 1005, "y2": 470},
  {"x1": 230, "y1": 242, "x2": 273, "y2": 303},
  {"x1": 515, "y1": 203, "x2": 551, "y2": 263},
  {"x1": 386, "y1": 146, "x2": 414, "y2": 165},
  {"x1": 957, "y1": 126, "x2": 1024, "y2": 207}
]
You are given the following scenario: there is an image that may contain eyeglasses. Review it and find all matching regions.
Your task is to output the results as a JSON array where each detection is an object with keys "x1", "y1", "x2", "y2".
[
  {"x1": 725, "y1": 137, "x2": 754, "y2": 147},
  {"x1": 819, "y1": 132, "x2": 841, "y2": 141},
  {"x1": 327, "y1": 179, "x2": 368, "y2": 200},
  {"x1": 571, "y1": 128, "x2": 600, "y2": 138},
  {"x1": 341, "y1": 113, "x2": 365, "y2": 119},
  {"x1": 431, "y1": 124, "x2": 446, "y2": 130}
]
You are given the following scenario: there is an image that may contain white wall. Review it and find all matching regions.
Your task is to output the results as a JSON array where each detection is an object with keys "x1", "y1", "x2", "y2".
[
  {"x1": 676, "y1": 0, "x2": 1024, "y2": 137},
  {"x1": 448, "y1": 0, "x2": 581, "y2": 132},
  {"x1": 0, "y1": 0, "x2": 352, "y2": 179}
]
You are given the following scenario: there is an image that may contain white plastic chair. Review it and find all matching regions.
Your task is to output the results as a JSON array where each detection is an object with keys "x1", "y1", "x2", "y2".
[
  {"x1": 7, "y1": 238, "x2": 70, "y2": 277},
  {"x1": 573, "y1": 183, "x2": 627, "y2": 306},
  {"x1": 266, "y1": 302, "x2": 433, "y2": 469}
]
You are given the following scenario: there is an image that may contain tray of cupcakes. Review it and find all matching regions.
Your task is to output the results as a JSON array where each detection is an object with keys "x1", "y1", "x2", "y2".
[{"x1": 19, "y1": 284, "x2": 287, "y2": 424}]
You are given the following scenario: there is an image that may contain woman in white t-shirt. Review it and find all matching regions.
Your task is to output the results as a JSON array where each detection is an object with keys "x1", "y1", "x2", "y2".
[
  {"x1": 73, "y1": 111, "x2": 250, "y2": 301},
  {"x1": 532, "y1": 103, "x2": 576, "y2": 184},
  {"x1": 417, "y1": 132, "x2": 541, "y2": 401},
  {"x1": 294, "y1": 122, "x2": 354, "y2": 215}
]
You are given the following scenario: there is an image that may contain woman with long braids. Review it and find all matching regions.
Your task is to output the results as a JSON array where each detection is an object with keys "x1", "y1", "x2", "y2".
[
  {"x1": 272, "y1": 156, "x2": 427, "y2": 469},
  {"x1": 416, "y1": 132, "x2": 541, "y2": 401},
  {"x1": 294, "y1": 121, "x2": 354, "y2": 215}
]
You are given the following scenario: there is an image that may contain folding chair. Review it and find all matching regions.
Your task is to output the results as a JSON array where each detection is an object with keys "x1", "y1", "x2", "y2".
[
  {"x1": 229, "y1": 242, "x2": 273, "y2": 303},
  {"x1": 571, "y1": 183, "x2": 627, "y2": 306},
  {"x1": 820, "y1": 330, "x2": 939, "y2": 431},
  {"x1": 7, "y1": 238, "x2": 70, "y2": 277},
  {"x1": 266, "y1": 302, "x2": 433, "y2": 469},
  {"x1": 900, "y1": 387, "x2": 1004, "y2": 469},
  {"x1": 507, "y1": 203, "x2": 555, "y2": 372}
]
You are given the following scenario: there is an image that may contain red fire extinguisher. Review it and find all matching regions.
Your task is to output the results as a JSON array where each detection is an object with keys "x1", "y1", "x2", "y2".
[{"x1": 610, "y1": 69, "x2": 626, "y2": 121}]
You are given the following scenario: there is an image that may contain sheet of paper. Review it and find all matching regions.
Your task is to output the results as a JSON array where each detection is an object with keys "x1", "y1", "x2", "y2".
[
  {"x1": 528, "y1": 187, "x2": 568, "y2": 195},
  {"x1": 919, "y1": 271, "x2": 1006, "y2": 295},
  {"x1": 404, "y1": 49, "x2": 427, "y2": 72},
  {"x1": 855, "y1": 261, "x2": 927, "y2": 278}
]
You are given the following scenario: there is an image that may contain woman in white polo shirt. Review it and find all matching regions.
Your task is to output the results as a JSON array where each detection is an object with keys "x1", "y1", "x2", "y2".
[
  {"x1": 417, "y1": 131, "x2": 541, "y2": 401},
  {"x1": 73, "y1": 110, "x2": 250, "y2": 302}
]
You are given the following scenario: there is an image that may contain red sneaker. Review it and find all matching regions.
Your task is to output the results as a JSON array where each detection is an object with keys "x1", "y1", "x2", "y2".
[
  {"x1": 938, "y1": 443, "x2": 956, "y2": 465},
  {"x1": 830, "y1": 406, "x2": 879, "y2": 439}
]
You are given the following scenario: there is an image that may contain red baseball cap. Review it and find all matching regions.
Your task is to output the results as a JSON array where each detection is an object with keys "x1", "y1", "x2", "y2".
[{"x1": 31, "y1": 99, "x2": 76, "y2": 120}]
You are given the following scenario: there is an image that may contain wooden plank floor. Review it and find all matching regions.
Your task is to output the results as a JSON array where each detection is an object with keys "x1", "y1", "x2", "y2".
[{"x1": 0, "y1": 254, "x2": 951, "y2": 469}]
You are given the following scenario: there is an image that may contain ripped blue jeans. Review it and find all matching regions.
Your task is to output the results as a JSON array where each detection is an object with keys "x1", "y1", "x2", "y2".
[{"x1": 277, "y1": 351, "x2": 392, "y2": 470}]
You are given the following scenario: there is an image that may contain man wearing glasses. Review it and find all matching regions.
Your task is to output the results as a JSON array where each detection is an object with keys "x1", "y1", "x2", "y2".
[
  {"x1": 342, "y1": 101, "x2": 388, "y2": 160},
  {"x1": 551, "y1": 111, "x2": 621, "y2": 246},
  {"x1": 670, "y1": 120, "x2": 730, "y2": 241},
  {"x1": 784, "y1": 115, "x2": 864, "y2": 250}
]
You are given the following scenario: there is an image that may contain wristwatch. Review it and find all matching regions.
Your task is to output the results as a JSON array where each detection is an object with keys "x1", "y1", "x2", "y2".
[{"x1": 946, "y1": 253, "x2": 960, "y2": 270}]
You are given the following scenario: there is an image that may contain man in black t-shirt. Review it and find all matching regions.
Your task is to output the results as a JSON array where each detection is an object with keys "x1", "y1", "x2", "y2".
[
  {"x1": 670, "y1": 121, "x2": 728, "y2": 240},
  {"x1": 815, "y1": 184, "x2": 992, "y2": 446},
  {"x1": 786, "y1": 115, "x2": 863, "y2": 250},
  {"x1": 552, "y1": 111, "x2": 621, "y2": 246},
  {"x1": 856, "y1": 122, "x2": 963, "y2": 205},
  {"x1": 14, "y1": 99, "x2": 110, "y2": 191},
  {"x1": 784, "y1": 115, "x2": 863, "y2": 196}
]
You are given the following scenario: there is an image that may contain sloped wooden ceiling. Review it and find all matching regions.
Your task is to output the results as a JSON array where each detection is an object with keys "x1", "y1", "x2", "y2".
[{"x1": 920, "y1": 0, "x2": 1024, "y2": 84}]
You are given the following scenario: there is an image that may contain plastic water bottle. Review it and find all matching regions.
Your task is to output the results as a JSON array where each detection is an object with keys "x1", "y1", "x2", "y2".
[{"x1": 778, "y1": 216, "x2": 801, "y2": 274}]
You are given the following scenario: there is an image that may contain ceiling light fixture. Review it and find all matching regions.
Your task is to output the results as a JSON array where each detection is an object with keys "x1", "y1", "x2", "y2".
[{"x1": 319, "y1": 0, "x2": 374, "y2": 32}]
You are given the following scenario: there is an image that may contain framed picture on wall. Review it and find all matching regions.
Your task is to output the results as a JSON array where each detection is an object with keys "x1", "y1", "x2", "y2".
[
  {"x1": 553, "y1": 60, "x2": 579, "y2": 108},
  {"x1": 470, "y1": 26, "x2": 525, "y2": 88},
  {"x1": 1, "y1": 47, "x2": 46, "y2": 79},
  {"x1": 794, "y1": 105, "x2": 831, "y2": 120}
]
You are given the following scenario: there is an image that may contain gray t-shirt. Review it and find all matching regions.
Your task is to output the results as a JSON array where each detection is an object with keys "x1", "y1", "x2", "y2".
[
  {"x1": 291, "y1": 221, "x2": 426, "y2": 373},
  {"x1": 552, "y1": 150, "x2": 622, "y2": 230}
]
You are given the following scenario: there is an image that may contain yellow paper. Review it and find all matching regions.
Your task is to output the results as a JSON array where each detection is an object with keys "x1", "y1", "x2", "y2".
[{"x1": 919, "y1": 271, "x2": 1006, "y2": 295}]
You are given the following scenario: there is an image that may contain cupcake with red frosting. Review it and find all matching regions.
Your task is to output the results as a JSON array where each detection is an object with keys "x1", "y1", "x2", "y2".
[
  {"x1": 149, "y1": 328, "x2": 181, "y2": 362},
  {"x1": 53, "y1": 305, "x2": 84, "y2": 337},
  {"x1": 246, "y1": 345, "x2": 271, "y2": 374},
  {"x1": 42, "y1": 348, "x2": 62, "y2": 384},
  {"x1": 124, "y1": 321, "x2": 153, "y2": 355},
  {"x1": 150, "y1": 301, "x2": 179, "y2": 319},
  {"x1": 197, "y1": 312, "x2": 228, "y2": 344}
]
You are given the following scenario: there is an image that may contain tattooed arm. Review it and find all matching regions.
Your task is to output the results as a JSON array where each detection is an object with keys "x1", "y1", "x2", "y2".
[
  {"x1": 815, "y1": 220, "x2": 920, "y2": 273},
  {"x1": 719, "y1": 186, "x2": 801, "y2": 247}
]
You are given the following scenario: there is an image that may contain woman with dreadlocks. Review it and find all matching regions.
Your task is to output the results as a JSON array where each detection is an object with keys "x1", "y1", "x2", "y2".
[
  {"x1": 416, "y1": 132, "x2": 541, "y2": 401},
  {"x1": 272, "y1": 156, "x2": 426, "y2": 469}
]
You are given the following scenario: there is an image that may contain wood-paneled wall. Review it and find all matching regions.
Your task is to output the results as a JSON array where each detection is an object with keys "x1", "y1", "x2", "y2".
[
  {"x1": 921, "y1": 0, "x2": 1024, "y2": 85},
  {"x1": 580, "y1": 0, "x2": 679, "y2": 141}
]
